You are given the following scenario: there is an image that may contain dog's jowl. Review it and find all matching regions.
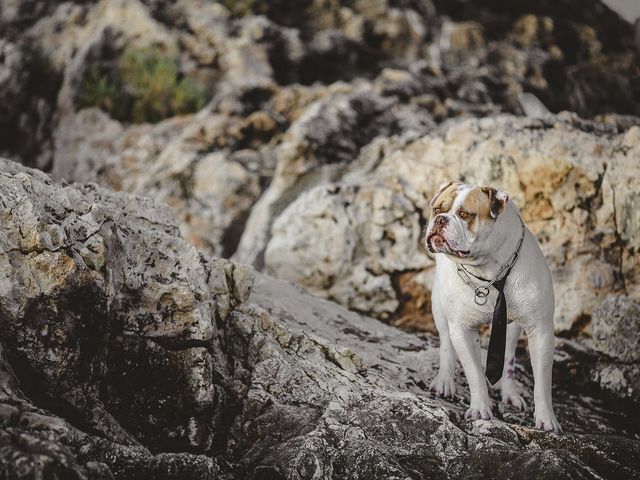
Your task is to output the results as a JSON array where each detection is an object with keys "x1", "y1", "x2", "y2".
[{"x1": 425, "y1": 181, "x2": 561, "y2": 433}]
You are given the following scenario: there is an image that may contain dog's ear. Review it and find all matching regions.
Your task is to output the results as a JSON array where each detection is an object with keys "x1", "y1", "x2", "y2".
[
  {"x1": 430, "y1": 181, "x2": 461, "y2": 207},
  {"x1": 481, "y1": 187, "x2": 510, "y2": 218}
]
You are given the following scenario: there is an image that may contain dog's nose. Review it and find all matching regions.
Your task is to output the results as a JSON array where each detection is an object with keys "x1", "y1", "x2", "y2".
[{"x1": 433, "y1": 215, "x2": 448, "y2": 228}]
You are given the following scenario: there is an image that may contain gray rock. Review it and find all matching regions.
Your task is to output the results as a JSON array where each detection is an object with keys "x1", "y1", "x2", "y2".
[
  {"x1": 0, "y1": 157, "x2": 251, "y2": 453},
  {"x1": 0, "y1": 158, "x2": 639, "y2": 479},
  {"x1": 234, "y1": 87, "x2": 432, "y2": 268},
  {"x1": 592, "y1": 363, "x2": 640, "y2": 403},
  {"x1": 592, "y1": 295, "x2": 640, "y2": 362},
  {"x1": 221, "y1": 273, "x2": 640, "y2": 479}
]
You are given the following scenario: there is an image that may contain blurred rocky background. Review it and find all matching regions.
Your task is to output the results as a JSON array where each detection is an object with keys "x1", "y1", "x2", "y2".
[{"x1": 1, "y1": 0, "x2": 639, "y2": 479}]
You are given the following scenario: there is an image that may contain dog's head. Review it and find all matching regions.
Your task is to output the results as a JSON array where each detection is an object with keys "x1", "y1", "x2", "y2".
[{"x1": 424, "y1": 181, "x2": 510, "y2": 261}]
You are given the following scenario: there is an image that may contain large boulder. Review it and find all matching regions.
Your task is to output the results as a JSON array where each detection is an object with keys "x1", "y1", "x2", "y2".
[
  {"x1": 0, "y1": 158, "x2": 252, "y2": 454},
  {"x1": 589, "y1": 296, "x2": 640, "y2": 403},
  {"x1": 233, "y1": 86, "x2": 433, "y2": 267},
  {"x1": 52, "y1": 108, "x2": 269, "y2": 258},
  {"x1": 592, "y1": 296, "x2": 640, "y2": 362},
  {"x1": 220, "y1": 273, "x2": 640, "y2": 479}
]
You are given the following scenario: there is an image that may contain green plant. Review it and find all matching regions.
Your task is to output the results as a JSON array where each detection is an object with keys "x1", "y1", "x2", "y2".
[
  {"x1": 120, "y1": 47, "x2": 207, "y2": 123},
  {"x1": 221, "y1": 0, "x2": 258, "y2": 17},
  {"x1": 78, "y1": 47, "x2": 208, "y2": 123},
  {"x1": 78, "y1": 67, "x2": 124, "y2": 116}
]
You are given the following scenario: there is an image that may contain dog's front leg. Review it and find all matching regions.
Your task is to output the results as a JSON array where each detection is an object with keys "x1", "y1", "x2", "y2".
[
  {"x1": 449, "y1": 323, "x2": 493, "y2": 420},
  {"x1": 430, "y1": 299, "x2": 457, "y2": 397}
]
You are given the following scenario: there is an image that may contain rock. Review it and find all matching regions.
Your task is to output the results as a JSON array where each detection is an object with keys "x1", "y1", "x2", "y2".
[
  {"x1": 52, "y1": 108, "x2": 266, "y2": 258},
  {"x1": 264, "y1": 182, "x2": 428, "y2": 320},
  {"x1": 1, "y1": 158, "x2": 639, "y2": 479},
  {"x1": 0, "y1": 0, "x2": 52, "y2": 35},
  {"x1": 234, "y1": 87, "x2": 432, "y2": 267},
  {"x1": 592, "y1": 296, "x2": 640, "y2": 362},
  {"x1": 591, "y1": 363, "x2": 640, "y2": 404},
  {"x1": 2, "y1": 0, "x2": 639, "y2": 168},
  {"x1": 222, "y1": 273, "x2": 640, "y2": 479},
  {"x1": 2, "y1": 0, "x2": 640, "y2": 476},
  {"x1": 0, "y1": 336, "x2": 219, "y2": 480},
  {"x1": 590, "y1": 295, "x2": 640, "y2": 403},
  {"x1": 0, "y1": 157, "x2": 252, "y2": 453},
  {"x1": 440, "y1": 20, "x2": 485, "y2": 56}
]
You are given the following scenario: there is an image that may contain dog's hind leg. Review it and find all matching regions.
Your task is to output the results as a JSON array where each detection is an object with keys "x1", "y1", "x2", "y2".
[
  {"x1": 500, "y1": 322, "x2": 526, "y2": 411},
  {"x1": 526, "y1": 320, "x2": 562, "y2": 432}
]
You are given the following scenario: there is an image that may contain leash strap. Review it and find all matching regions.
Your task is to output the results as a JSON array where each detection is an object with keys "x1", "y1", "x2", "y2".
[
  {"x1": 455, "y1": 217, "x2": 526, "y2": 386},
  {"x1": 485, "y1": 275, "x2": 509, "y2": 386}
]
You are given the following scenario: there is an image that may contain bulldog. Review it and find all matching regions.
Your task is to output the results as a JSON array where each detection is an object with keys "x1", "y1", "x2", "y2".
[{"x1": 424, "y1": 181, "x2": 561, "y2": 433}]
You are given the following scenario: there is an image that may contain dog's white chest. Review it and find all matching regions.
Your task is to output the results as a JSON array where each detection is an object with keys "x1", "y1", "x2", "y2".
[
  {"x1": 439, "y1": 280, "x2": 497, "y2": 327},
  {"x1": 434, "y1": 260, "x2": 532, "y2": 328}
]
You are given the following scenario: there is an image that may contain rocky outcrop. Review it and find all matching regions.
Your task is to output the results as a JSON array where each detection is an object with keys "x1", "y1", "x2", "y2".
[
  {"x1": 0, "y1": 158, "x2": 252, "y2": 462},
  {"x1": 52, "y1": 107, "x2": 269, "y2": 258},
  {"x1": 589, "y1": 296, "x2": 640, "y2": 402},
  {"x1": 233, "y1": 86, "x2": 433, "y2": 267},
  {"x1": 0, "y1": 38, "x2": 61, "y2": 169},
  {"x1": 49, "y1": 107, "x2": 640, "y2": 337},
  {"x1": 1, "y1": 158, "x2": 639, "y2": 480},
  {"x1": 2, "y1": 0, "x2": 640, "y2": 477}
]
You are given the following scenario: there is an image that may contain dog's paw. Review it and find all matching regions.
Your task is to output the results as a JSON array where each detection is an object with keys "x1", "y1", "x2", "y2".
[
  {"x1": 429, "y1": 375, "x2": 457, "y2": 398},
  {"x1": 464, "y1": 406, "x2": 493, "y2": 420},
  {"x1": 464, "y1": 397, "x2": 493, "y2": 420},
  {"x1": 535, "y1": 407, "x2": 562, "y2": 433},
  {"x1": 501, "y1": 384, "x2": 527, "y2": 411}
]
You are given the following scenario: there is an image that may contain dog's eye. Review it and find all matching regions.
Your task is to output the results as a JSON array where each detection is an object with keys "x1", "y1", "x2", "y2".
[
  {"x1": 433, "y1": 207, "x2": 441, "y2": 214},
  {"x1": 459, "y1": 210, "x2": 473, "y2": 220}
]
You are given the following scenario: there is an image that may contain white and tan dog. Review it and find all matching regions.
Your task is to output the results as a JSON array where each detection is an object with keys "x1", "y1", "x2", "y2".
[{"x1": 425, "y1": 181, "x2": 561, "y2": 433}]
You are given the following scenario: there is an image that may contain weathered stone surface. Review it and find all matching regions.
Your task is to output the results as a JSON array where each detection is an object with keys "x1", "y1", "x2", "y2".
[
  {"x1": 0, "y1": 158, "x2": 251, "y2": 455},
  {"x1": 222, "y1": 273, "x2": 640, "y2": 479},
  {"x1": 4, "y1": 0, "x2": 639, "y2": 268},
  {"x1": 234, "y1": 87, "x2": 433, "y2": 267},
  {"x1": 52, "y1": 108, "x2": 268, "y2": 258},
  {"x1": 265, "y1": 182, "x2": 428, "y2": 319},
  {"x1": 592, "y1": 296, "x2": 640, "y2": 362},
  {"x1": 589, "y1": 295, "x2": 640, "y2": 403},
  {"x1": 2, "y1": 0, "x2": 640, "y2": 477},
  {"x1": 0, "y1": 159, "x2": 639, "y2": 480}
]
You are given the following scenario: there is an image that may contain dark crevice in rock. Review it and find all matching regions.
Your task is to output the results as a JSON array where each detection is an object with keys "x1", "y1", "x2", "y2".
[
  {"x1": 556, "y1": 313, "x2": 592, "y2": 339},
  {"x1": 0, "y1": 40, "x2": 63, "y2": 169},
  {"x1": 142, "y1": 335, "x2": 212, "y2": 351},
  {"x1": 221, "y1": 207, "x2": 253, "y2": 259}
]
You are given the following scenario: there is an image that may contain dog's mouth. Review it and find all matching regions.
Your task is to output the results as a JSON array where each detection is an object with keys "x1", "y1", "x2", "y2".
[{"x1": 427, "y1": 233, "x2": 470, "y2": 258}]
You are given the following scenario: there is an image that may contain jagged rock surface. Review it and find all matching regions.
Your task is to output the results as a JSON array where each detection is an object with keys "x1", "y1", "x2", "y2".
[
  {"x1": 0, "y1": 159, "x2": 639, "y2": 480},
  {"x1": 0, "y1": 158, "x2": 251, "y2": 478}
]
